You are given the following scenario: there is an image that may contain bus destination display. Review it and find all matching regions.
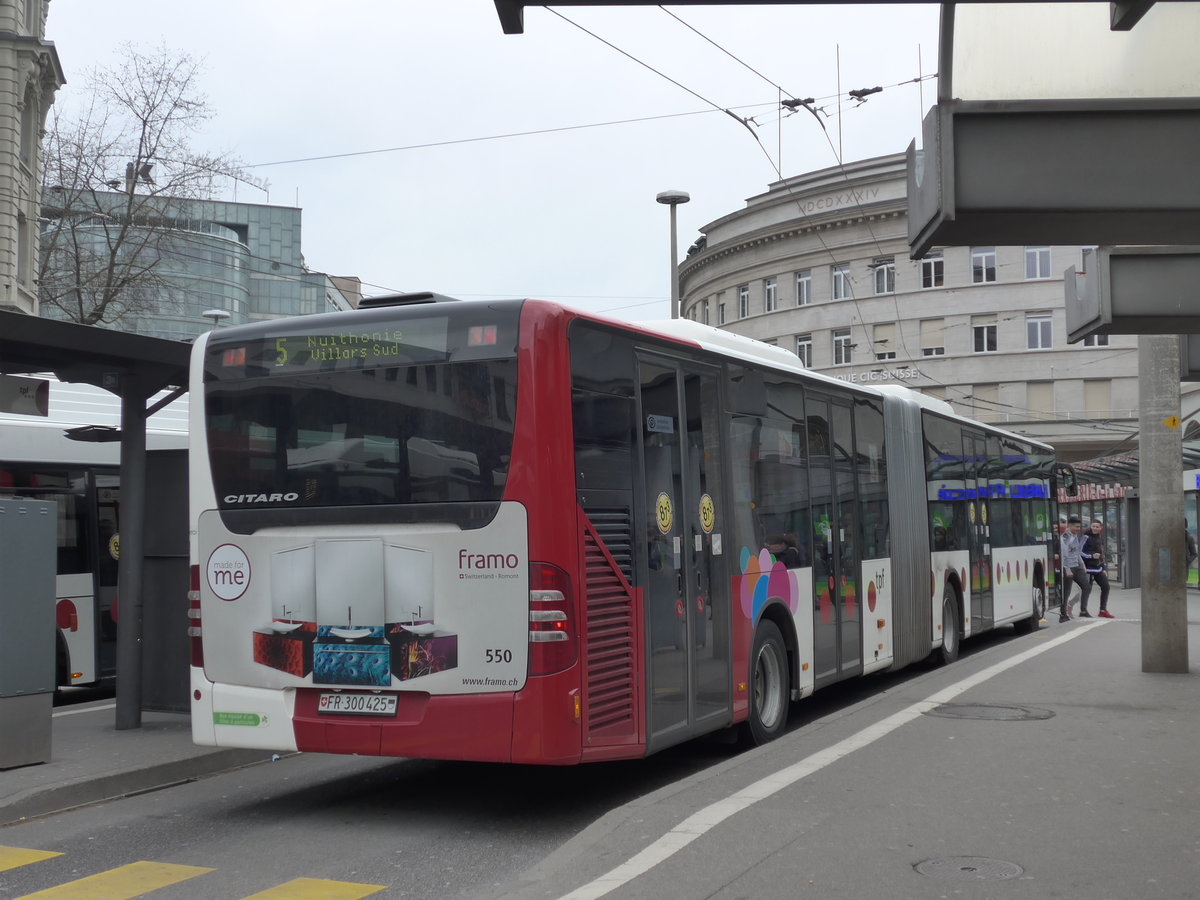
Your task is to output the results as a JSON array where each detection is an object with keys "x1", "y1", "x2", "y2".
[{"x1": 219, "y1": 319, "x2": 449, "y2": 374}]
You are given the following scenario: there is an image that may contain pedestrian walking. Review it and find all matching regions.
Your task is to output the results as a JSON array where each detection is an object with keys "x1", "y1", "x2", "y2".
[
  {"x1": 1084, "y1": 520, "x2": 1113, "y2": 618},
  {"x1": 1060, "y1": 515, "x2": 1091, "y2": 621}
]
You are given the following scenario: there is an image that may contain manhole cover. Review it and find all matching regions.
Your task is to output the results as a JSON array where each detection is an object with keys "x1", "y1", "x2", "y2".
[
  {"x1": 924, "y1": 703, "x2": 1054, "y2": 721},
  {"x1": 915, "y1": 856, "x2": 1024, "y2": 881}
]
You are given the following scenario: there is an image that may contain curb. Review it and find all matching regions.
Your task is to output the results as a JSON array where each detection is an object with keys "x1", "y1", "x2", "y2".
[{"x1": 1, "y1": 748, "x2": 275, "y2": 825}]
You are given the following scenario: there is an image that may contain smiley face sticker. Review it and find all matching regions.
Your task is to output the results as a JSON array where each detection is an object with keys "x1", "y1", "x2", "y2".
[
  {"x1": 656, "y1": 492, "x2": 674, "y2": 534},
  {"x1": 698, "y1": 493, "x2": 715, "y2": 534}
]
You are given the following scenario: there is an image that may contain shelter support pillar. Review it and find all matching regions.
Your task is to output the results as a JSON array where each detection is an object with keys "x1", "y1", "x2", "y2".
[
  {"x1": 1138, "y1": 335, "x2": 1188, "y2": 672},
  {"x1": 115, "y1": 374, "x2": 148, "y2": 729}
]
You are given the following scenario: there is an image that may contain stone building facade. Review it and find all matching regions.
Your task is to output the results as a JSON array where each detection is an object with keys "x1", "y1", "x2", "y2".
[
  {"x1": 0, "y1": 0, "x2": 61, "y2": 314},
  {"x1": 678, "y1": 154, "x2": 1195, "y2": 461}
]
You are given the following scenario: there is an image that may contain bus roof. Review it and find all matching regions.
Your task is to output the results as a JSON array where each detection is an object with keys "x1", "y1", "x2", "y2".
[{"x1": 0, "y1": 376, "x2": 188, "y2": 465}]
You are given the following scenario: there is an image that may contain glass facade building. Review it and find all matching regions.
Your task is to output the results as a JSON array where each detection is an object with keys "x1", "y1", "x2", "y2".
[{"x1": 39, "y1": 193, "x2": 355, "y2": 341}]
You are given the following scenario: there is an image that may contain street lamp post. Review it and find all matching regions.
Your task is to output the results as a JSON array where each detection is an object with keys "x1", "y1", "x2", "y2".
[
  {"x1": 202, "y1": 309, "x2": 231, "y2": 329},
  {"x1": 656, "y1": 190, "x2": 690, "y2": 319}
]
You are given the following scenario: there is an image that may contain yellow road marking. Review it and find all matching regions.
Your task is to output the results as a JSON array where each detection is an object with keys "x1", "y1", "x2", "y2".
[
  {"x1": 0, "y1": 846, "x2": 63, "y2": 872},
  {"x1": 241, "y1": 877, "x2": 386, "y2": 899},
  {"x1": 11, "y1": 860, "x2": 213, "y2": 899}
]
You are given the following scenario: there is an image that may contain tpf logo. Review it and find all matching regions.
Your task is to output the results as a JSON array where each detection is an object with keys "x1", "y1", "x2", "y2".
[{"x1": 207, "y1": 543, "x2": 251, "y2": 601}]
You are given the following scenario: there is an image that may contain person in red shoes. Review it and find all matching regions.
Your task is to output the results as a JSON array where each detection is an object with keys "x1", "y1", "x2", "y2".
[{"x1": 1084, "y1": 520, "x2": 1113, "y2": 618}]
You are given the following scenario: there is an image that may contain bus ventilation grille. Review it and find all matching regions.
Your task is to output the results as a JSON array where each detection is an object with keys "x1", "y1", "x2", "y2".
[
  {"x1": 586, "y1": 508, "x2": 634, "y2": 584},
  {"x1": 583, "y1": 525, "x2": 637, "y2": 739}
]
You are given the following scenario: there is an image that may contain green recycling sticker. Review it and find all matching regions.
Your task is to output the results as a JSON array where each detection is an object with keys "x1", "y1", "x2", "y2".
[{"x1": 213, "y1": 711, "x2": 265, "y2": 727}]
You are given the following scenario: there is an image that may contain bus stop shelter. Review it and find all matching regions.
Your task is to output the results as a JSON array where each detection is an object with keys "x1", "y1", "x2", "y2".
[{"x1": 0, "y1": 309, "x2": 190, "y2": 730}]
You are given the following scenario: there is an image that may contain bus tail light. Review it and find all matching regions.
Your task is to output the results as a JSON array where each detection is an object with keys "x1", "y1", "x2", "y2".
[
  {"x1": 188, "y1": 565, "x2": 204, "y2": 667},
  {"x1": 56, "y1": 598, "x2": 78, "y2": 632},
  {"x1": 528, "y1": 562, "x2": 577, "y2": 676}
]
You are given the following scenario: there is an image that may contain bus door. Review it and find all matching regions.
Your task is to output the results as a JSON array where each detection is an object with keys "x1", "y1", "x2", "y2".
[
  {"x1": 808, "y1": 394, "x2": 863, "y2": 687},
  {"x1": 963, "y1": 431, "x2": 993, "y2": 632},
  {"x1": 94, "y1": 476, "x2": 121, "y2": 679},
  {"x1": 637, "y1": 356, "x2": 730, "y2": 747}
]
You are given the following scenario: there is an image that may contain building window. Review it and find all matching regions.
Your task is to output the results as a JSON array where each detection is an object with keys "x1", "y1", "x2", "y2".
[
  {"x1": 764, "y1": 277, "x2": 777, "y2": 312},
  {"x1": 738, "y1": 284, "x2": 750, "y2": 318},
  {"x1": 701, "y1": 301, "x2": 709, "y2": 325},
  {"x1": 971, "y1": 247, "x2": 997, "y2": 284},
  {"x1": 1027, "y1": 382, "x2": 1054, "y2": 418},
  {"x1": 920, "y1": 318, "x2": 946, "y2": 357},
  {"x1": 1026, "y1": 313, "x2": 1053, "y2": 349},
  {"x1": 718, "y1": 302, "x2": 726, "y2": 325},
  {"x1": 1085, "y1": 380, "x2": 1112, "y2": 417},
  {"x1": 796, "y1": 270, "x2": 811, "y2": 306},
  {"x1": 1025, "y1": 246, "x2": 1051, "y2": 279},
  {"x1": 833, "y1": 328, "x2": 853, "y2": 365},
  {"x1": 18, "y1": 87, "x2": 35, "y2": 167},
  {"x1": 920, "y1": 254, "x2": 944, "y2": 288},
  {"x1": 973, "y1": 383, "x2": 999, "y2": 422},
  {"x1": 873, "y1": 258, "x2": 895, "y2": 294},
  {"x1": 972, "y1": 316, "x2": 998, "y2": 353},
  {"x1": 1083, "y1": 333, "x2": 1109, "y2": 347},
  {"x1": 873, "y1": 322, "x2": 896, "y2": 360},
  {"x1": 796, "y1": 334, "x2": 812, "y2": 367},
  {"x1": 15, "y1": 213, "x2": 28, "y2": 286},
  {"x1": 832, "y1": 264, "x2": 852, "y2": 301}
]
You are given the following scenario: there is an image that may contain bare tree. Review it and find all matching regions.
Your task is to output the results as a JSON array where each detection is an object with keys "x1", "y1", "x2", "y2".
[{"x1": 38, "y1": 44, "x2": 265, "y2": 327}]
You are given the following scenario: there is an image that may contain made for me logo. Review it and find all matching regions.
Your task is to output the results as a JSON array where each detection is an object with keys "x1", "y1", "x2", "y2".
[{"x1": 207, "y1": 543, "x2": 251, "y2": 601}]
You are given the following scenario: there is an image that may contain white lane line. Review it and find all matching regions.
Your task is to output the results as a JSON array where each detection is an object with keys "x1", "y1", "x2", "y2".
[
  {"x1": 52, "y1": 702, "x2": 116, "y2": 717},
  {"x1": 561, "y1": 622, "x2": 1104, "y2": 900}
]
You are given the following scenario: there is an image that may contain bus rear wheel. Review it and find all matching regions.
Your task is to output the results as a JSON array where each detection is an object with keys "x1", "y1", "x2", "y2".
[
  {"x1": 745, "y1": 619, "x2": 788, "y2": 745},
  {"x1": 1014, "y1": 584, "x2": 1045, "y2": 634},
  {"x1": 936, "y1": 585, "x2": 960, "y2": 665}
]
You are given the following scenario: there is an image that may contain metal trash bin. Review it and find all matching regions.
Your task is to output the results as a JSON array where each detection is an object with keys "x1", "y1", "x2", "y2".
[{"x1": 0, "y1": 499, "x2": 57, "y2": 769}]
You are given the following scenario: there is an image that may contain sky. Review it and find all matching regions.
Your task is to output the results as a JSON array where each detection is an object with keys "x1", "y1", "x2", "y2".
[{"x1": 45, "y1": 1, "x2": 940, "y2": 321}]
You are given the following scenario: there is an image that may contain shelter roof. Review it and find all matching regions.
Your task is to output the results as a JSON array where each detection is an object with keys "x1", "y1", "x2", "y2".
[
  {"x1": 1072, "y1": 441, "x2": 1200, "y2": 487},
  {"x1": 0, "y1": 310, "x2": 190, "y2": 397}
]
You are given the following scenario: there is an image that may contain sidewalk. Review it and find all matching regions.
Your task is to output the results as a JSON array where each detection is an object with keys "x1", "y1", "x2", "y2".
[
  {"x1": 0, "y1": 703, "x2": 274, "y2": 825},
  {"x1": 495, "y1": 585, "x2": 1200, "y2": 900}
]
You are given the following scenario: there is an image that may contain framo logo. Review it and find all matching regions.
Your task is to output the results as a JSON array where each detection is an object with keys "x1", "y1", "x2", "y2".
[
  {"x1": 458, "y1": 549, "x2": 522, "y2": 581},
  {"x1": 458, "y1": 549, "x2": 519, "y2": 570},
  {"x1": 207, "y1": 543, "x2": 251, "y2": 601}
]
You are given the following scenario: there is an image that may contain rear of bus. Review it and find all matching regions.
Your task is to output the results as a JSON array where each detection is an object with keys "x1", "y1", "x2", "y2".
[{"x1": 188, "y1": 297, "x2": 584, "y2": 763}]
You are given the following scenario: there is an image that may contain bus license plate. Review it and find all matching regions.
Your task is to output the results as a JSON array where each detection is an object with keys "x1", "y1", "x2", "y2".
[{"x1": 318, "y1": 692, "x2": 397, "y2": 716}]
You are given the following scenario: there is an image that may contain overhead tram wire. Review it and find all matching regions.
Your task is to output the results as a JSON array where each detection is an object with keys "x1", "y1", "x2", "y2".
[
  {"x1": 657, "y1": 5, "x2": 797, "y2": 99},
  {"x1": 647, "y1": 6, "x2": 944, "y2": 370},
  {"x1": 238, "y1": 105, "x2": 776, "y2": 170},
  {"x1": 648, "y1": 7, "x2": 938, "y2": 373},
  {"x1": 546, "y1": 8, "x2": 758, "y2": 136}
]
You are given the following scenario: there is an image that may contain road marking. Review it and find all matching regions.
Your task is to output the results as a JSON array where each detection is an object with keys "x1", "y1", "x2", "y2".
[
  {"x1": 561, "y1": 622, "x2": 1104, "y2": 900},
  {"x1": 11, "y1": 860, "x2": 213, "y2": 899},
  {"x1": 241, "y1": 877, "x2": 387, "y2": 899},
  {"x1": 0, "y1": 846, "x2": 62, "y2": 872},
  {"x1": 52, "y1": 703, "x2": 116, "y2": 718}
]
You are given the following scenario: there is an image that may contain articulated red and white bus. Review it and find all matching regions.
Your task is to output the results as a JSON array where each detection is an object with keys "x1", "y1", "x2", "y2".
[{"x1": 188, "y1": 293, "x2": 1058, "y2": 763}]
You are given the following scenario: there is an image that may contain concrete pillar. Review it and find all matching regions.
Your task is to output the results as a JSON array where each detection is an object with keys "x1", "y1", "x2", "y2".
[
  {"x1": 115, "y1": 376, "x2": 147, "y2": 729},
  {"x1": 1138, "y1": 334, "x2": 1188, "y2": 672}
]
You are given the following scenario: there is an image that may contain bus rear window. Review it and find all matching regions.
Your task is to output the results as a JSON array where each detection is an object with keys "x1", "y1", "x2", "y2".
[{"x1": 206, "y1": 359, "x2": 517, "y2": 508}]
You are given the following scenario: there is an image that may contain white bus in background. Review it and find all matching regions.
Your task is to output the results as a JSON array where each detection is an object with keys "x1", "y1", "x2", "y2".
[{"x1": 0, "y1": 377, "x2": 187, "y2": 687}]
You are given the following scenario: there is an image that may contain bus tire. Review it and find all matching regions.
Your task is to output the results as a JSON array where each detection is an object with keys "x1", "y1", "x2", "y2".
[
  {"x1": 55, "y1": 632, "x2": 70, "y2": 688},
  {"x1": 745, "y1": 619, "x2": 789, "y2": 745},
  {"x1": 1014, "y1": 584, "x2": 1045, "y2": 635},
  {"x1": 936, "y1": 585, "x2": 960, "y2": 665}
]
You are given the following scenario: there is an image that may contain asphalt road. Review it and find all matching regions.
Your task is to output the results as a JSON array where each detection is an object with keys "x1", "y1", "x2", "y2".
[
  {"x1": 0, "y1": 722, "x2": 739, "y2": 897},
  {"x1": 3, "y1": 627, "x2": 1029, "y2": 899}
]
